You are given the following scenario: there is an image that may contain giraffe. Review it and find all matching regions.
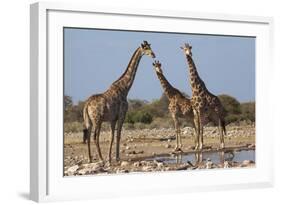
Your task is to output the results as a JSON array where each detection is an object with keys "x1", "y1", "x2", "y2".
[
  {"x1": 152, "y1": 60, "x2": 195, "y2": 152},
  {"x1": 83, "y1": 41, "x2": 155, "y2": 164},
  {"x1": 181, "y1": 43, "x2": 226, "y2": 150}
]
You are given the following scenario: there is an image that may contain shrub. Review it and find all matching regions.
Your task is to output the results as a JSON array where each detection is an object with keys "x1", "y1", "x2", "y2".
[
  {"x1": 64, "y1": 121, "x2": 83, "y2": 133},
  {"x1": 240, "y1": 102, "x2": 255, "y2": 122},
  {"x1": 218, "y1": 94, "x2": 241, "y2": 115},
  {"x1": 125, "y1": 110, "x2": 153, "y2": 124}
]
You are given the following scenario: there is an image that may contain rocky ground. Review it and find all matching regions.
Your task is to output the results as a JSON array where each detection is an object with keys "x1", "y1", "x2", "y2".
[{"x1": 64, "y1": 125, "x2": 255, "y2": 176}]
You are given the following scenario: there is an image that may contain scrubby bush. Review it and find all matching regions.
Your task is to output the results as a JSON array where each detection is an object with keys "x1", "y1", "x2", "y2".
[
  {"x1": 64, "y1": 121, "x2": 83, "y2": 133},
  {"x1": 218, "y1": 94, "x2": 241, "y2": 115},
  {"x1": 148, "y1": 117, "x2": 174, "y2": 129},
  {"x1": 125, "y1": 111, "x2": 153, "y2": 124},
  {"x1": 240, "y1": 102, "x2": 255, "y2": 122},
  {"x1": 64, "y1": 93, "x2": 255, "y2": 131}
]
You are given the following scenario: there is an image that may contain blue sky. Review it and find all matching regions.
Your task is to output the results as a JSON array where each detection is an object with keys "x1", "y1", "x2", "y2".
[{"x1": 64, "y1": 28, "x2": 255, "y2": 104}]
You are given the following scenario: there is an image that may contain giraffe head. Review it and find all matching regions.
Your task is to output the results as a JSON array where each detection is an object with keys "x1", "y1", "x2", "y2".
[
  {"x1": 141, "y1": 41, "x2": 156, "y2": 58},
  {"x1": 181, "y1": 43, "x2": 193, "y2": 56},
  {"x1": 152, "y1": 60, "x2": 162, "y2": 73}
]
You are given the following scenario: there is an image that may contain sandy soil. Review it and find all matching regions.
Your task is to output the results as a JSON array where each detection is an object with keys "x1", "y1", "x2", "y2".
[{"x1": 64, "y1": 125, "x2": 255, "y2": 176}]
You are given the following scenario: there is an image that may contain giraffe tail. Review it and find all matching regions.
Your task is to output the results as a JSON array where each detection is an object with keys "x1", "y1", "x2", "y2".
[{"x1": 82, "y1": 104, "x2": 90, "y2": 144}]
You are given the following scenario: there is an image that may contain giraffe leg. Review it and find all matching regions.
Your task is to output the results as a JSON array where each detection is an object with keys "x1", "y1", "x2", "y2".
[
  {"x1": 108, "y1": 120, "x2": 117, "y2": 164},
  {"x1": 83, "y1": 128, "x2": 88, "y2": 144},
  {"x1": 178, "y1": 126, "x2": 182, "y2": 150},
  {"x1": 86, "y1": 125, "x2": 93, "y2": 163},
  {"x1": 218, "y1": 118, "x2": 225, "y2": 149},
  {"x1": 193, "y1": 111, "x2": 200, "y2": 150},
  {"x1": 193, "y1": 117, "x2": 199, "y2": 150},
  {"x1": 219, "y1": 150, "x2": 225, "y2": 165},
  {"x1": 172, "y1": 114, "x2": 182, "y2": 152},
  {"x1": 198, "y1": 111, "x2": 204, "y2": 151},
  {"x1": 116, "y1": 116, "x2": 125, "y2": 162},
  {"x1": 96, "y1": 123, "x2": 104, "y2": 162},
  {"x1": 93, "y1": 123, "x2": 103, "y2": 162}
]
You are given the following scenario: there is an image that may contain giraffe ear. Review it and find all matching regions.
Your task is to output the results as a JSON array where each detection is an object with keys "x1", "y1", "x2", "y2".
[
  {"x1": 152, "y1": 62, "x2": 155, "y2": 66},
  {"x1": 180, "y1": 46, "x2": 184, "y2": 49},
  {"x1": 190, "y1": 46, "x2": 192, "y2": 49}
]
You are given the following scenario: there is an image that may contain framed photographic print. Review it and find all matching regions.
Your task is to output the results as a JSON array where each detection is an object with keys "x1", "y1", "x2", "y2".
[{"x1": 30, "y1": 2, "x2": 274, "y2": 202}]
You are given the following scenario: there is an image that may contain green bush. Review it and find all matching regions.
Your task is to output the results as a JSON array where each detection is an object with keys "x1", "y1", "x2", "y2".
[
  {"x1": 240, "y1": 102, "x2": 255, "y2": 122},
  {"x1": 218, "y1": 94, "x2": 241, "y2": 115},
  {"x1": 64, "y1": 93, "x2": 255, "y2": 130},
  {"x1": 125, "y1": 111, "x2": 153, "y2": 124}
]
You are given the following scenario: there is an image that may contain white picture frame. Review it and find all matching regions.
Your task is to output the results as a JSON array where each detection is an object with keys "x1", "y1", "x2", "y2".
[{"x1": 30, "y1": 2, "x2": 274, "y2": 202}]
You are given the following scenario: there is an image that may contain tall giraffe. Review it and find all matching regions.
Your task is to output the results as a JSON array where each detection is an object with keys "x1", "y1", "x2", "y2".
[
  {"x1": 152, "y1": 60, "x2": 195, "y2": 152},
  {"x1": 83, "y1": 41, "x2": 155, "y2": 163},
  {"x1": 181, "y1": 43, "x2": 226, "y2": 150}
]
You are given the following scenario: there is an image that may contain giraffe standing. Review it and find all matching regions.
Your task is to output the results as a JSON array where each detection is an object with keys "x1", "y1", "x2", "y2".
[
  {"x1": 152, "y1": 60, "x2": 195, "y2": 152},
  {"x1": 181, "y1": 43, "x2": 226, "y2": 150},
  {"x1": 83, "y1": 41, "x2": 155, "y2": 163}
]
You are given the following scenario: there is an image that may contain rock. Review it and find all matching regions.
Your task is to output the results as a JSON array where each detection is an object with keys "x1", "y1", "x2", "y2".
[
  {"x1": 142, "y1": 166, "x2": 153, "y2": 172},
  {"x1": 248, "y1": 144, "x2": 255, "y2": 148},
  {"x1": 211, "y1": 129, "x2": 217, "y2": 134},
  {"x1": 241, "y1": 160, "x2": 254, "y2": 167},
  {"x1": 116, "y1": 169, "x2": 129, "y2": 174},
  {"x1": 165, "y1": 144, "x2": 172, "y2": 149},
  {"x1": 77, "y1": 168, "x2": 91, "y2": 175},
  {"x1": 224, "y1": 161, "x2": 231, "y2": 168},
  {"x1": 187, "y1": 145, "x2": 195, "y2": 150},
  {"x1": 77, "y1": 160, "x2": 83, "y2": 166},
  {"x1": 84, "y1": 162, "x2": 104, "y2": 171},
  {"x1": 66, "y1": 165, "x2": 79, "y2": 175},
  {"x1": 133, "y1": 161, "x2": 141, "y2": 167},
  {"x1": 128, "y1": 150, "x2": 137, "y2": 155},
  {"x1": 157, "y1": 163, "x2": 164, "y2": 169},
  {"x1": 121, "y1": 161, "x2": 130, "y2": 167},
  {"x1": 206, "y1": 160, "x2": 213, "y2": 169}
]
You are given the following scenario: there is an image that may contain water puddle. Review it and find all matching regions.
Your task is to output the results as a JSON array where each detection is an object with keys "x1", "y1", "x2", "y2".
[{"x1": 149, "y1": 149, "x2": 255, "y2": 165}]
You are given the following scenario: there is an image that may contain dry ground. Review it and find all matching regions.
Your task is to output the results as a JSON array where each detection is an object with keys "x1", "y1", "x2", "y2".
[{"x1": 64, "y1": 125, "x2": 255, "y2": 176}]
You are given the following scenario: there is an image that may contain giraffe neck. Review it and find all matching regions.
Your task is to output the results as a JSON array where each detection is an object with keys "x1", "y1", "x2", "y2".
[
  {"x1": 155, "y1": 70, "x2": 176, "y2": 99},
  {"x1": 111, "y1": 47, "x2": 143, "y2": 95},
  {"x1": 186, "y1": 55, "x2": 205, "y2": 93}
]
